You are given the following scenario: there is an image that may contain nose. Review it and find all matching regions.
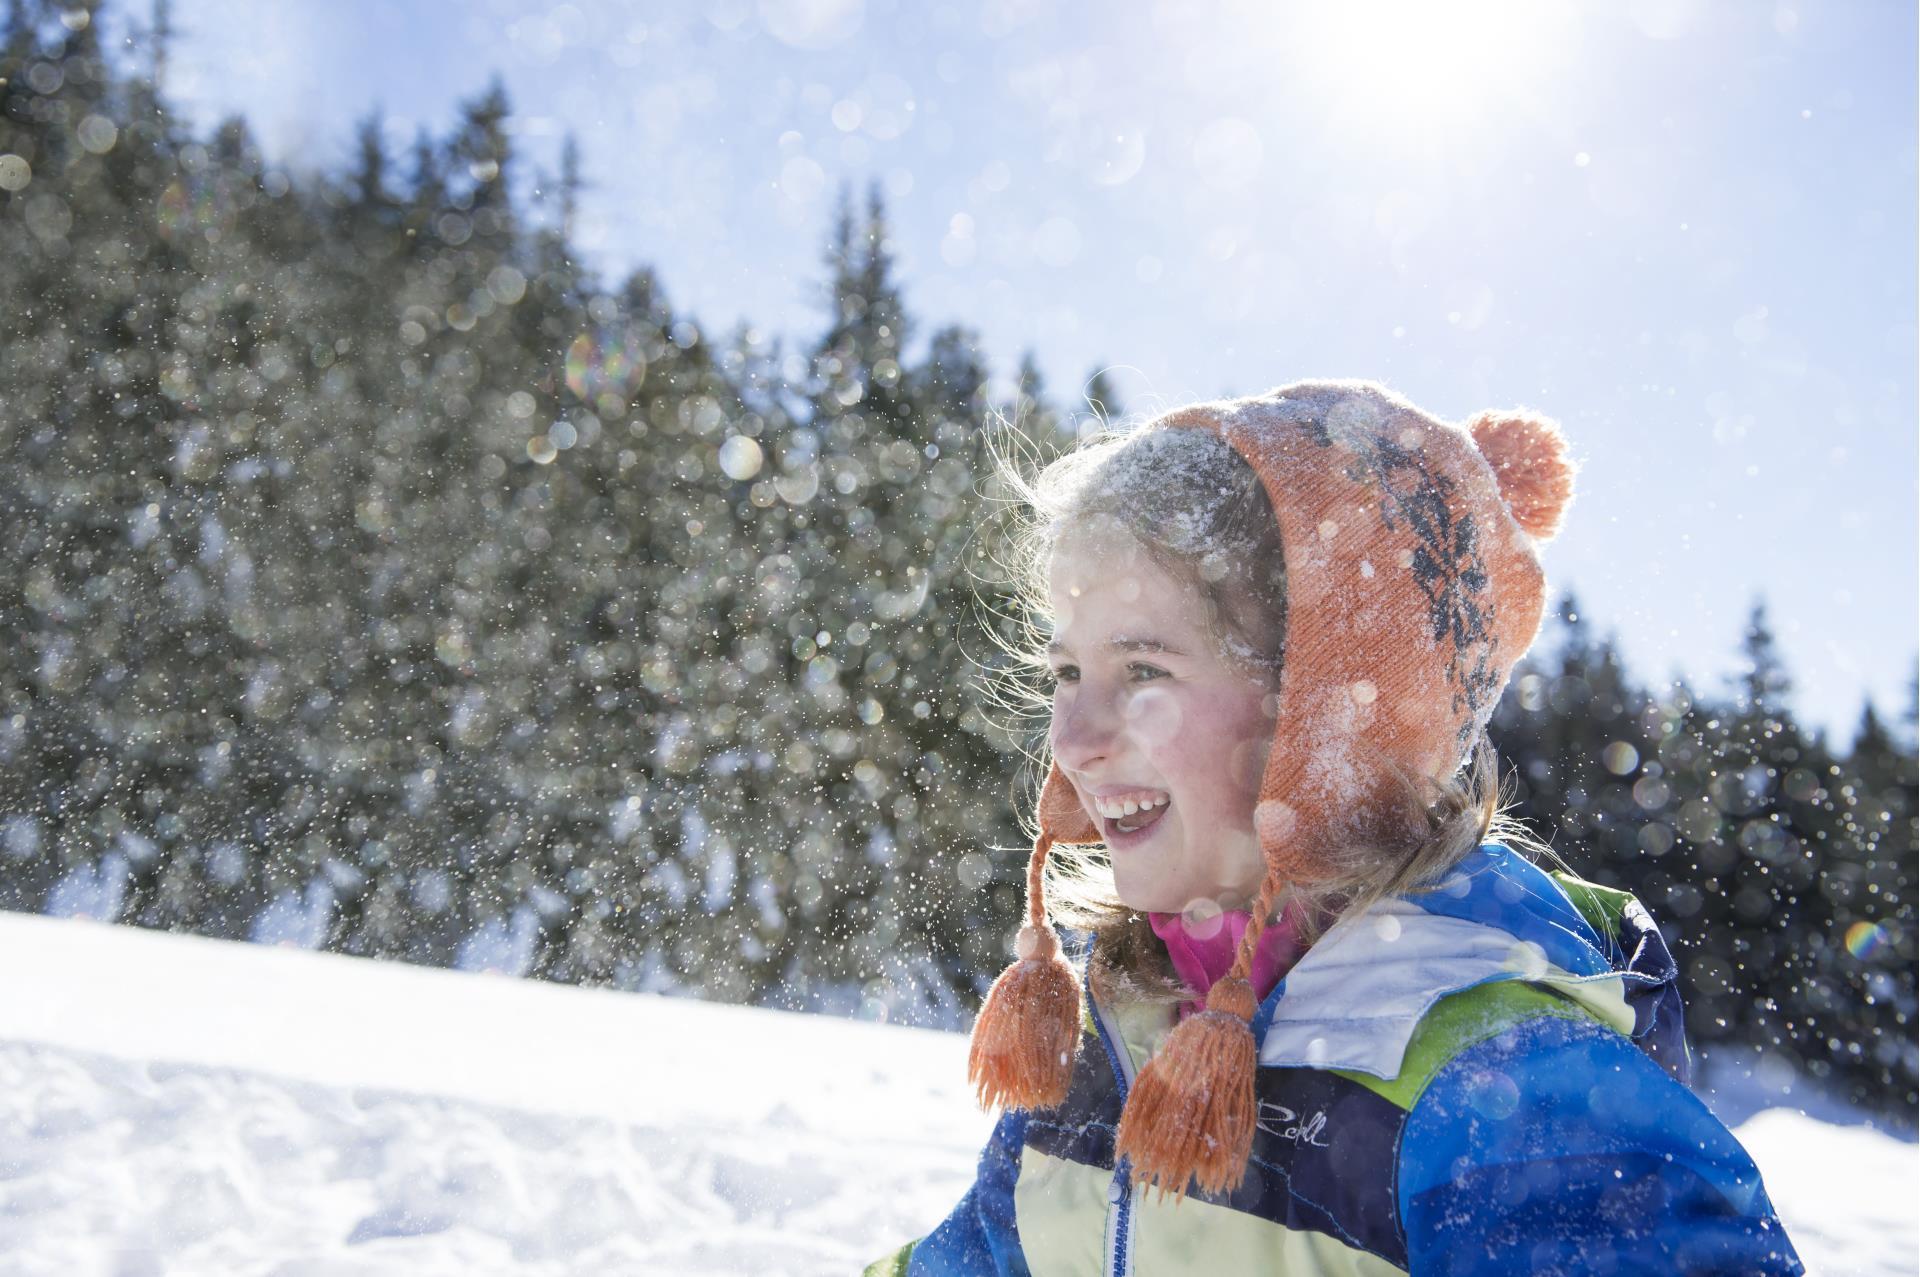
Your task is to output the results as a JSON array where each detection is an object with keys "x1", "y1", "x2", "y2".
[{"x1": 1049, "y1": 680, "x2": 1124, "y2": 774}]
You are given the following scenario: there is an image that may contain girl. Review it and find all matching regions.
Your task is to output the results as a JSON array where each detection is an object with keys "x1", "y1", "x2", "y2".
[{"x1": 869, "y1": 381, "x2": 1802, "y2": 1275}]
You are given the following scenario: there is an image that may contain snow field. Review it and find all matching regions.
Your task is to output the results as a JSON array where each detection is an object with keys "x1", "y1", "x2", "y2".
[
  {"x1": 0, "y1": 1039, "x2": 979, "y2": 1275},
  {"x1": 0, "y1": 912, "x2": 1911, "y2": 1276}
]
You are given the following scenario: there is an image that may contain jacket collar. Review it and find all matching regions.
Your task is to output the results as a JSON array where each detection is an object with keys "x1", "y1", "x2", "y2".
[{"x1": 1252, "y1": 841, "x2": 1647, "y2": 1079}]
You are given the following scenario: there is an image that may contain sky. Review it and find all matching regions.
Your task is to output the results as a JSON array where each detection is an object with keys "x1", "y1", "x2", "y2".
[{"x1": 128, "y1": 0, "x2": 1917, "y2": 746}]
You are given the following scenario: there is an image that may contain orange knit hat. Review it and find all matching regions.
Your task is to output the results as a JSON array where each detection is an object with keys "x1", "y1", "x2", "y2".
[{"x1": 966, "y1": 380, "x2": 1578, "y2": 1200}]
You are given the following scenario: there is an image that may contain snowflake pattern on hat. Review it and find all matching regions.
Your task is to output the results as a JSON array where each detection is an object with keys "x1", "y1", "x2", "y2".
[{"x1": 1306, "y1": 415, "x2": 1500, "y2": 759}]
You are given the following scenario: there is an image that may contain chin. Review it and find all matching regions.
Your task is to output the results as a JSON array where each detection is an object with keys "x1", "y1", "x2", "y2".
[{"x1": 1110, "y1": 871, "x2": 1179, "y2": 916}]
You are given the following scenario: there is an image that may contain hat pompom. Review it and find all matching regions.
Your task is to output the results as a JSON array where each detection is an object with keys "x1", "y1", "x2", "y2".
[
  {"x1": 967, "y1": 922, "x2": 1082, "y2": 1111},
  {"x1": 1466, "y1": 409, "x2": 1577, "y2": 542},
  {"x1": 1112, "y1": 976, "x2": 1260, "y2": 1203}
]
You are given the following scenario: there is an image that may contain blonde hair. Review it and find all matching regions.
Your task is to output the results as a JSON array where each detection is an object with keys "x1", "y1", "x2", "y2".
[{"x1": 976, "y1": 409, "x2": 1566, "y2": 1007}]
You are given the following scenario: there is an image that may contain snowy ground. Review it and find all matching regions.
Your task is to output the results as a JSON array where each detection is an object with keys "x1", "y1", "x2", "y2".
[{"x1": 0, "y1": 913, "x2": 1912, "y2": 1276}]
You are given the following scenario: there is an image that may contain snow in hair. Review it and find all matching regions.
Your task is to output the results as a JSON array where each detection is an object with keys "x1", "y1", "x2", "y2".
[{"x1": 1022, "y1": 424, "x2": 1288, "y2": 679}]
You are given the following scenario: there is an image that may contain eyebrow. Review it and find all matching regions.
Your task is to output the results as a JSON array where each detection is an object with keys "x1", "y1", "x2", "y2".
[{"x1": 1046, "y1": 637, "x2": 1188, "y2": 658}]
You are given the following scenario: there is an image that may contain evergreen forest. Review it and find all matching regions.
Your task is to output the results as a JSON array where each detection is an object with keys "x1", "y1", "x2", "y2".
[{"x1": 1, "y1": 2, "x2": 1913, "y2": 1129}]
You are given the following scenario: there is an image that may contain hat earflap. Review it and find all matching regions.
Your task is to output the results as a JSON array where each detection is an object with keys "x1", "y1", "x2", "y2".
[
  {"x1": 1112, "y1": 872, "x2": 1279, "y2": 1202},
  {"x1": 966, "y1": 764, "x2": 1090, "y2": 1111}
]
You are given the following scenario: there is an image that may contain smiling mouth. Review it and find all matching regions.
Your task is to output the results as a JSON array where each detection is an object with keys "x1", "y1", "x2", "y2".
[
  {"x1": 1098, "y1": 791, "x2": 1167, "y2": 841},
  {"x1": 1105, "y1": 800, "x2": 1170, "y2": 839}
]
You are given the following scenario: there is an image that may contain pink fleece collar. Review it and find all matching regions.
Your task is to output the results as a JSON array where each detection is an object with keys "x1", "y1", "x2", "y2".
[{"x1": 1148, "y1": 900, "x2": 1311, "y2": 1020}]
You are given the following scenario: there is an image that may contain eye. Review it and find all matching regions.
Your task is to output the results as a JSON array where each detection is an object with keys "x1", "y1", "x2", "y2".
[
  {"x1": 1045, "y1": 664, "x2": 1079, "y2": 686},
  {"x1": 1128, "y1": 662, "x2": 1169, "y2": 682}
]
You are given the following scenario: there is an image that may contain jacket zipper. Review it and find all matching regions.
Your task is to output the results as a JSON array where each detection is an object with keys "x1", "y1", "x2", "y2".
[
  {"x1": 1086, "y1": 968, "x2": 1290, "y2": 1276},
  {"x1": 1088, "y1": 982, "x2": 1137, "y2": 1277}
]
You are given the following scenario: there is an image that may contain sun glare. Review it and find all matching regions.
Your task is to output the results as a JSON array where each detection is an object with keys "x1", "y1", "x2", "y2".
[{"x1": 1277, "y1": 0, "x2": 1581, "y2": 146}]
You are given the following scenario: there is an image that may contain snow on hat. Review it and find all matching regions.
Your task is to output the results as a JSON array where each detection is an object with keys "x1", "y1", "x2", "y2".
[{"x1": 966, "y1": 379, "x2": 1578, "y2": 1200}]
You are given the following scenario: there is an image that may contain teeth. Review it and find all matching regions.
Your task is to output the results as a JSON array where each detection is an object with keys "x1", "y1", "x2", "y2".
[{"x1": 1093, "y1": 793, "x2": 1168, "y2": 820}]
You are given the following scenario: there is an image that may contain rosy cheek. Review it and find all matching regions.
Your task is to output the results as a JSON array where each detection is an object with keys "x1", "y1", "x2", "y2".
[
  {"x1": 1124, "y1": 687, "x2": 1184, "y2": 749},
  {"x1": 1229, "y1": 737, "x2": 1268, "y2": 793},
  {"x1": 1046, "y1": 695, "x2": 1076, "y2": 751}
]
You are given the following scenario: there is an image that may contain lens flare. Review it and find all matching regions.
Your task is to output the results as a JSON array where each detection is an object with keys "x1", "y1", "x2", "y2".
[
  {"x1": 157, "y1": 174, "x2": 236, "y2": 243},
  {"x1": 1843, "y1": 920, "x2": 1889, "y2": 960},
  {"x1": 564, "y1": 328, "x2": 646, "y2": 403}
]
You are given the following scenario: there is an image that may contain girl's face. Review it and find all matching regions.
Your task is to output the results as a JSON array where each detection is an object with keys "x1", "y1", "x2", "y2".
[{"x1": 1046, "y1": 527, "x2": 1276, "y2": 916}]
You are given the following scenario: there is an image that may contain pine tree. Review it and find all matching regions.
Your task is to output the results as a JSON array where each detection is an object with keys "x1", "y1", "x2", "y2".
[
  {"x1": 1903, "y1": 666, "x2": 1918, "y2": 750},
  {"x1": 1734, "y1": 598, "x2": 1794, "y2": 721},
  {"x1": 448, "y1": 76, "x2": 514, "y2": 228},
  {"x1": 403, "y1": 125, "x2": 445, "y2": 246},
  {"x1": 556, "y1": 132, "x2": 582, "y2": 244},
  {"x1": 0, "y1": 4, "x2": 1907, "y2": 1119},
  {"x1": 1829, "y1": 695, "x2": 1919, "y2": 1112},
  {"x1": 351, "y1": 108, "x2": 393, "y2": 215},
  {"x1": 911, "y1": 323, "x2": 988, "y2": 420}
]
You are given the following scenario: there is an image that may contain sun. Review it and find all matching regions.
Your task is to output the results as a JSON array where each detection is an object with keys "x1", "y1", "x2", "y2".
[{"x1": 1273, "y1": 0, "x2": 1582, "y2": 148}]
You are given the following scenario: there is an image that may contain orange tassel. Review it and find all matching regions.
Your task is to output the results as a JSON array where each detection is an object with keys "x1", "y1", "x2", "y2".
[
  {"x1": 966, "y1": 922, "x2": 1082, "y2": 1110},
  {"x1": 1113, "y1": 975, "x2": 1259, "y2": 1204}
]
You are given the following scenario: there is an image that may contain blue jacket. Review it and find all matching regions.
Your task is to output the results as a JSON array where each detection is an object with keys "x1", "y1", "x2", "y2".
[{"x1": 870, "y1": 842, "x2": 1804, "y2": 1275}]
